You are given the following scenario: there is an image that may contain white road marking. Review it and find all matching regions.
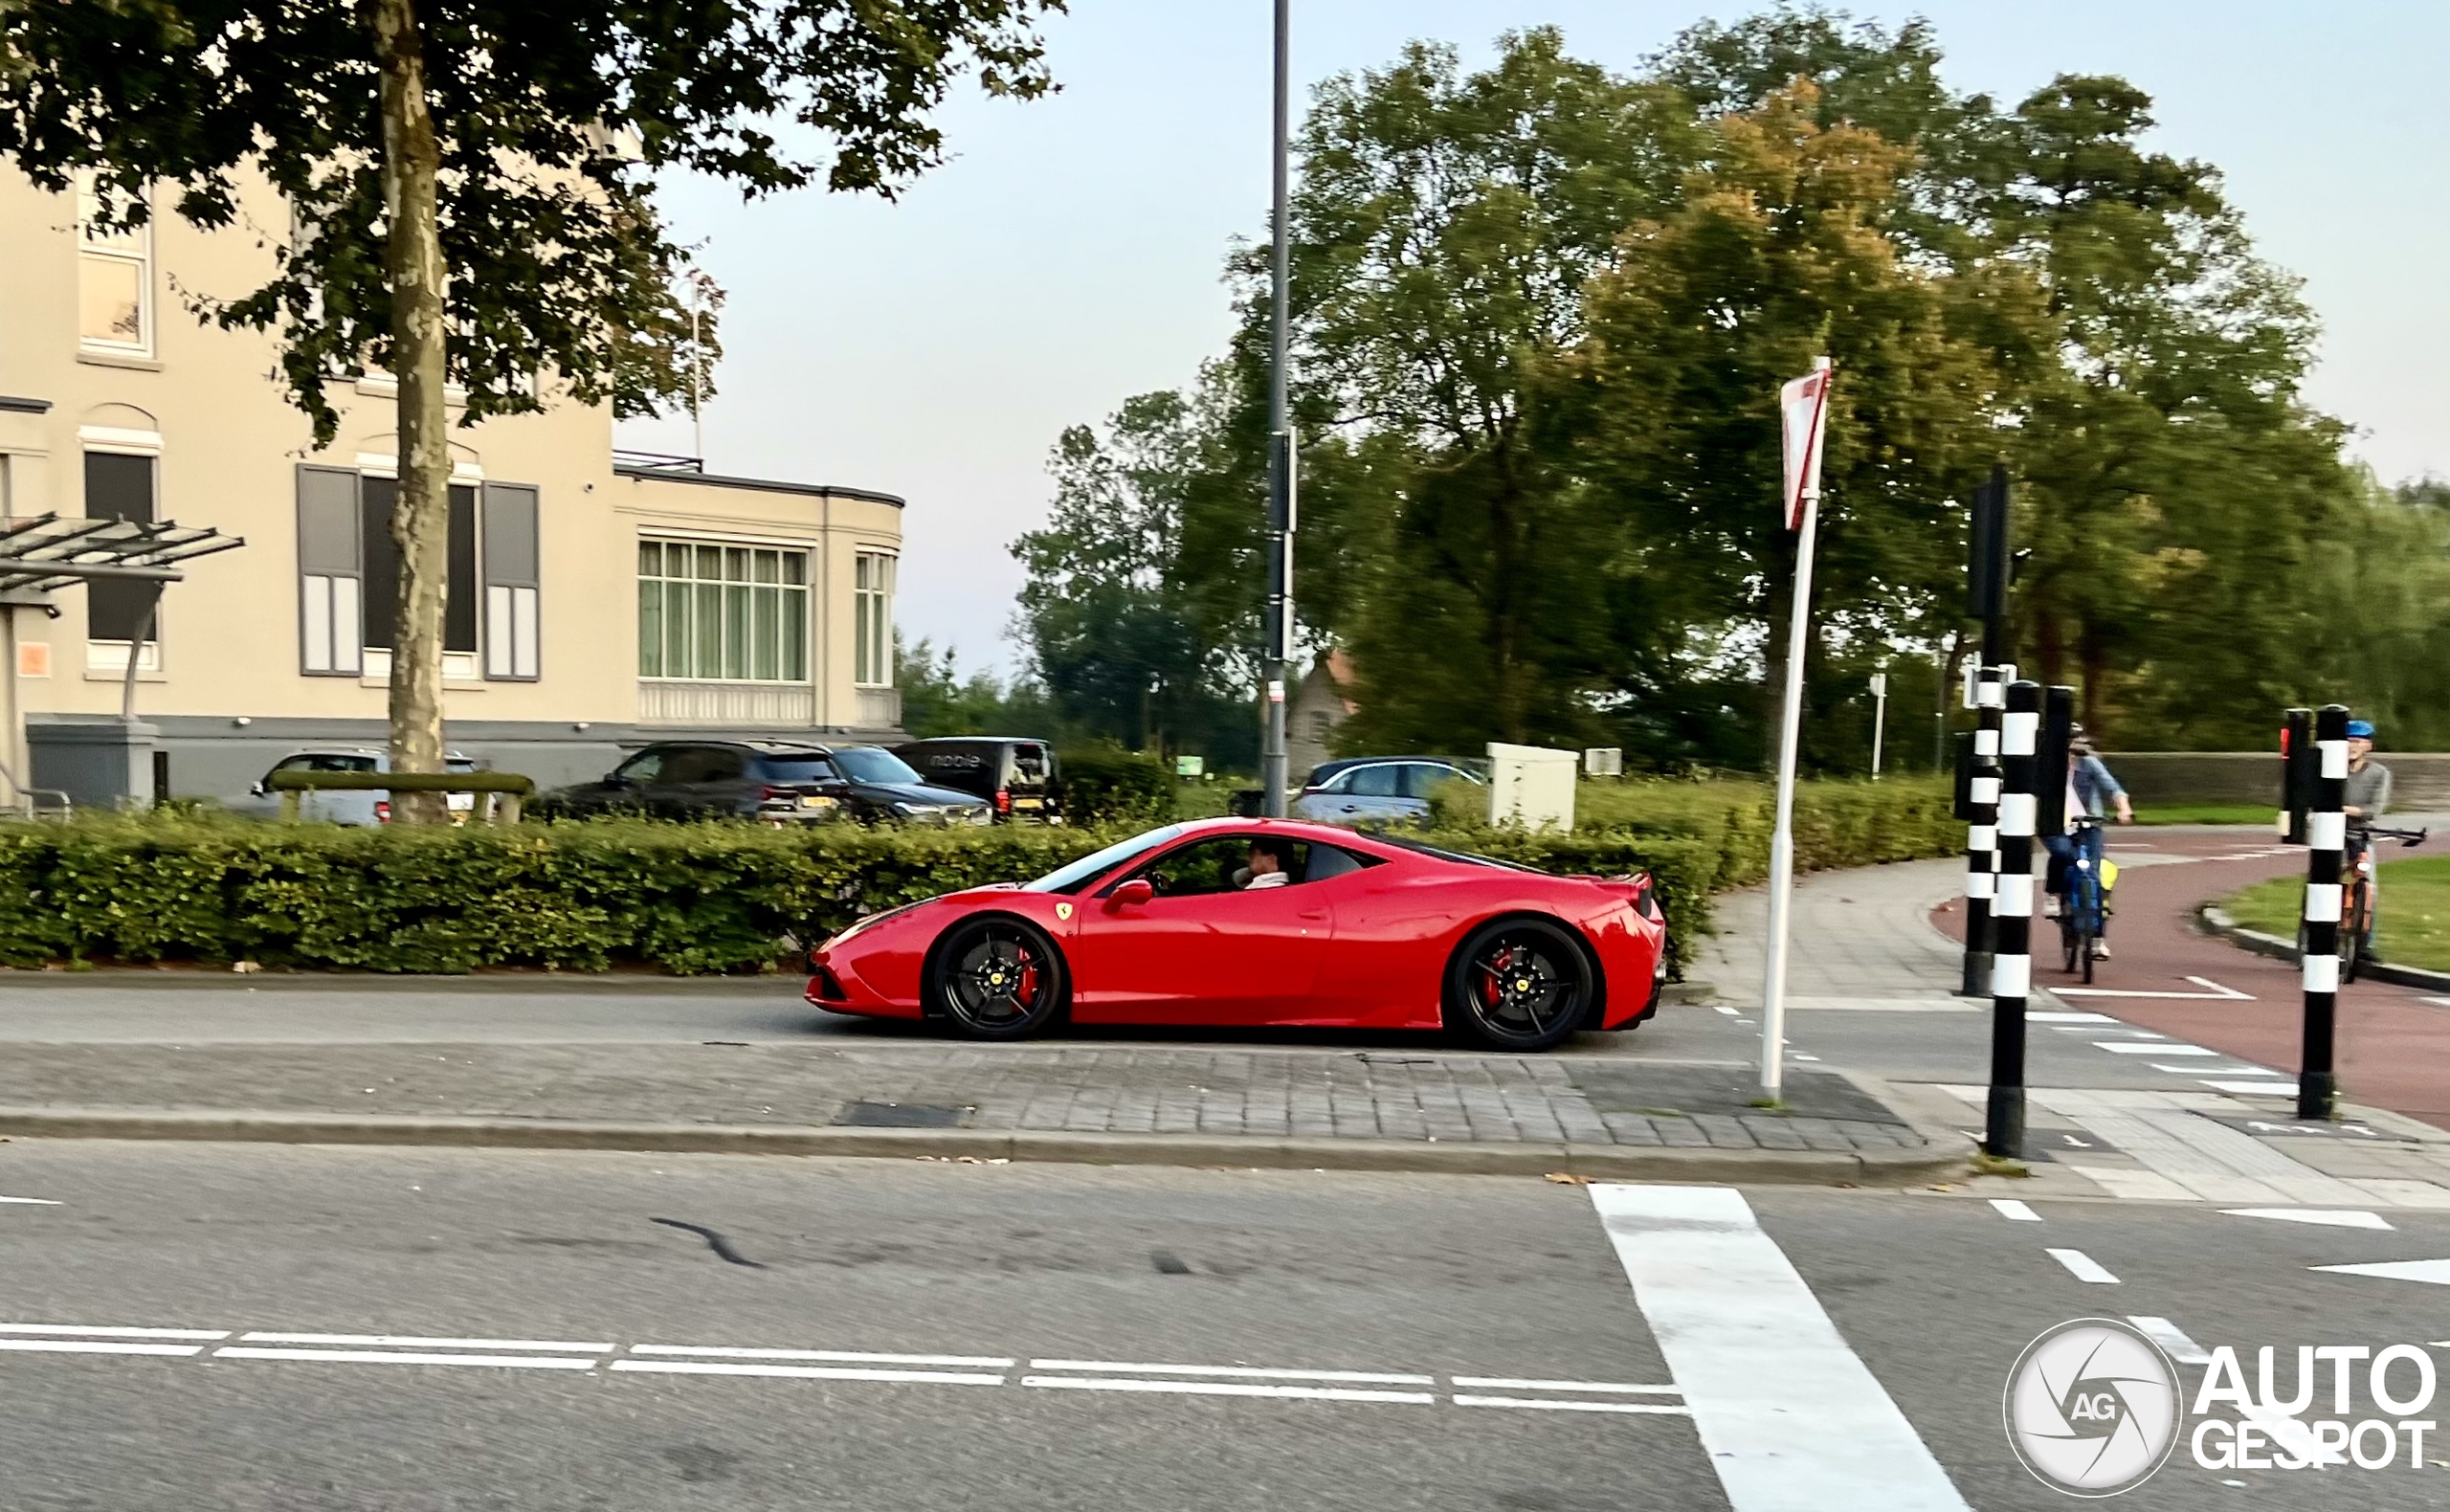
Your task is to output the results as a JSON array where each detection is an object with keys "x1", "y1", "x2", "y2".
[
  {"x1": 2060, "y1": 978, "x2": 2252, "y2": 1000},
  {"x1": 0, "y1": 1339, "x2": 203, "y2": 1357},
  {"x1": 1713, "y1": 1005, "x2": 1740, "y2": 1016},
  {"x1": 2310, "y1": 1258, "x2": 2450, "y2": 1286},
  {"x1": 1454, "y1": 1394, "x2": 1691, "y2": 1413},
  {"x1": 614, "y1": 1361, "x2": 1003, "y2": 1385},
  {"x1": 2029, "y1": 1012, "x2": 2118, "y2": 1023},
  {"x1": 2219, "y1": 1208, "x2": 2392, "y2": 1230},
  {"x1": 1450, "y1": 1376, "x2": 1681, "y2": 1393},
  {"x1": 2421, "y1": 997, "x2": 2450, "y2": 1009},
  {"x1": 1589, "y1": 1184, "x2": 1971, "y2": 1512},
  {"x1": 1021, "y1": 1375, "x2": 1434, "y2": 1404},
  {"x1": 2199, "y1": 1081, "x2": 2301, "y2": 1097},
  {"x1": 240, "y1": 1332, "x2": 612, "y2": 1351},
  {"x1": 1030, "y1": 1359, "x2": 1434, "y2": 1384},
  {"x1": 2045, "y1": 1248, "x2": 2120, "y2": 1283},
  {"x1": 635, "y1": 1345, "x2": 1013, "y2": 1367},
  {"x1": 2126, "y1": 1317, "x2": 2211, "y2": 1365},
  {"x1": 0, "y1": 1195, "x2": 62, "y2": 1205},
  {"x1": 2098, "y1": 1042, "x2": 2214, "y2": 1056},
  {"x1": 1988, "y1": 1199, "x2": 2041, "y2": 1222},
  {"x1": 215, "y1": 1347, "x2": 597, "y2": 1369},
  {"x1": 2152, "y1": 1063, "x2": 2261, "y2": 1075},
  {"x1": 0, "y1": 1324, "x2": 228, "y2": 1340}
]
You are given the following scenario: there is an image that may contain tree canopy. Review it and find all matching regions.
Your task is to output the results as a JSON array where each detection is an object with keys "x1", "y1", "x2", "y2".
[{"x1": 1009, "y1": 11, "x2": 2437, "y2": 769}]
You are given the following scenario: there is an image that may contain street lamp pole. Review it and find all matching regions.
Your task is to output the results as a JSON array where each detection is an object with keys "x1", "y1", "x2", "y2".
[{"x1": 1260, "y1": 0, "x2": 1295, "y2": 816}]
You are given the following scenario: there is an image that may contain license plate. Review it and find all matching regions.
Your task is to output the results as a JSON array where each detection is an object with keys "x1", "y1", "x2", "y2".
[
  {"x1": 1011, "y1": 796, "x2": 1043, "y2": 810},
  {"x1": 800, "y1": 795, "x2": 835, "y2": 810}
]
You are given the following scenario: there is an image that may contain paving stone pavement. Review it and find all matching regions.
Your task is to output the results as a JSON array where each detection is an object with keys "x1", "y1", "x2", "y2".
[{"x1": 0, "y1": 1040, "x2": 1926, "y2": 1151}]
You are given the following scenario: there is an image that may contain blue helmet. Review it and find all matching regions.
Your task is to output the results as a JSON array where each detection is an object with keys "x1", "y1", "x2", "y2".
[{"x1": 2346, "y1": 720, "x2": 2376, "y2": 739}]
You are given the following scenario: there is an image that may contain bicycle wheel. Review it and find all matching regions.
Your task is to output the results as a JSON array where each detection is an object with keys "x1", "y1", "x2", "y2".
[
  {"x1": 2341, "y1": 881, "x2": 2367, "y2": 985},
  {"x1": 2060, "y1": 915, "x2": 2081, "y2": 975}
]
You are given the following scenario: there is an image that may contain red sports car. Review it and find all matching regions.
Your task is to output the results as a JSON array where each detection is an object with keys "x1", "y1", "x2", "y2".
[{"x1": 806, "y1": 818, "x2": 1667, "y2": 1051}]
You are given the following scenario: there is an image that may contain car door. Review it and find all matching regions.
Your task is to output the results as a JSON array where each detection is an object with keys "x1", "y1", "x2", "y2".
[
  {"x1": 1067, "y1": 834, "x2": 1331, "y2": 1024},
  {"x1": 1394, "y1": 762, "x2": 1462, "y2": 821},
  {"x1": 1305, "y1": 763, "x2": 1402, "y2": 823},
  {"x1": 674, "y1": 745, "x2": 755, "y2": 818}
]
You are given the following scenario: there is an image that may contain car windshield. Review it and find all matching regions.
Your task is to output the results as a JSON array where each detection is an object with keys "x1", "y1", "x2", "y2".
[
  {"x1": 1022, "y1": 825, "x2": 1187, "y2": 894},
  {"x1": 831, "y1": 747, "x2": 924, "y2": 785}
]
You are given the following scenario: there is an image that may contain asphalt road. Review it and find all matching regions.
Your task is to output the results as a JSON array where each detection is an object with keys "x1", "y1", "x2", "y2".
[{"x1": 6, "y1": 1142, "x2": 2450, "y2": 1510}]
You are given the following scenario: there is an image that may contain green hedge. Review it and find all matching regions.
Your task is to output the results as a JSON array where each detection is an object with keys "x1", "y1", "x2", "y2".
[
  {"x1": 0, "y1": 775, "x2": 1961, "y2": 978},
  {"x1": 1055, "y1": 745, "x2": 1174, "y2": 825}
]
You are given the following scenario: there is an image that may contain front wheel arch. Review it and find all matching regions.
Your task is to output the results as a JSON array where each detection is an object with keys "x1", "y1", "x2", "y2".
[{"x1": 920, "y1": 910, "x2": 1072, "y2": 1029}]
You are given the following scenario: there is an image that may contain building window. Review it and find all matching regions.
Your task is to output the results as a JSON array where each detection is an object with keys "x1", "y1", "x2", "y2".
[
  {"x1": 77, "y1": 174, "x2": 152, "y2": 355},
  {"x1": 855, "y1": 550, "x2": 896, "y2": 687},
  {"x1": 297, "y1": 467, "x2": 529, "y2": 677},
  {"x1": 482, "y1": 483, "x2": 540, "y2": 679},
  {"x1": 85, "y1": 451, "x2": 161, "y2": 652},
  {"x1": 636, "y1": 539, "x2": 809, "y2": 683}
]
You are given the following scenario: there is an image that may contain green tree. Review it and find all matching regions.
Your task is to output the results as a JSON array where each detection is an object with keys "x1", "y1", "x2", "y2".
[
  {"x1": 1011, "y1": 386, "x2": 1257, "y2": 764},
  {"x1": 0, "y1": 0, "x2": 1057, "y2": 814},
  {"x1": 1572, "y1": 80, "x2": 2020, "y2": 770}
]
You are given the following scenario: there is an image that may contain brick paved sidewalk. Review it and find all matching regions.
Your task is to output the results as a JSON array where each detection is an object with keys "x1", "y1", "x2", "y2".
[{"x1": 0, "y1": 1040, "x2": 1926, "y2": 1156}]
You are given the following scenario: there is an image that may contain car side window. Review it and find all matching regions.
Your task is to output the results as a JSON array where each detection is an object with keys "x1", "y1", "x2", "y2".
[
  {"x1": 1398, "y1": 763, "x2": 1458, "y2": 800},
  {"x1": 612, "y1": 751, "x2": 665, "y2": 785},
  {"x1": 1303, "y1": 843, "x2": 1378, "y2": 882},
  {"x1": 696, "y1": 748, "x2": 748, "y2": 783},
  {"x1": 1130, "y1": 836, "x2": 1315, "y2": 898},
  {"x1": 1346, "y1": 765, "x2": 1399, "y2": 799},
  {"x1": 657, "y1": 747, "x2": 735, "y2": 785}
]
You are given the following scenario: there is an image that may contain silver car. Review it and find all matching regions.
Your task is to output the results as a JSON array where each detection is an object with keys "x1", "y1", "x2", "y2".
[
  {"x1": 232, "y1": 747, "x2": 483, "y2": 825},
  {"x1": 1291, "y1": 758, "x2": 1482, "y2": 825}
]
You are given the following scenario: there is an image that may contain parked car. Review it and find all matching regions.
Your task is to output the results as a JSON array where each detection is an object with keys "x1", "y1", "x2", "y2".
[
  {"x1": 890, "y1": 737, "x2": 1061, "y2": 822},
  {"x1": 1291, "y1": 756, "x2": 1483, "y2": 825},
  {"x1": 230, "y1": 748, "x2": 483, "y2": 825},
  {"x1": 808, "y1": 817, "x2": 1667, "y2": 1052},
  {"x1": 530, "y1": 740, "x2": 989, "y2": 826}
]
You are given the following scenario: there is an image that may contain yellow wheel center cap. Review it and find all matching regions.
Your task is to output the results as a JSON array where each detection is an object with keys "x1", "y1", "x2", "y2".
[{"x1": 1514, "y1": 977, "x2": 1530, "y2": 991}]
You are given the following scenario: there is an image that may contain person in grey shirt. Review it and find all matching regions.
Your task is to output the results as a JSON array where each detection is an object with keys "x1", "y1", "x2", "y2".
[{"x1": 2344, "y1": 719, "x2": 2394, "y2": 820}]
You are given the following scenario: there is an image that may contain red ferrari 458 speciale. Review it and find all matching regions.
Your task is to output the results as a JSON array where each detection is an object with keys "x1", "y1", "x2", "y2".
[{"x1": 807, "y1": 818, "x2": 1667, "y2": 1051}]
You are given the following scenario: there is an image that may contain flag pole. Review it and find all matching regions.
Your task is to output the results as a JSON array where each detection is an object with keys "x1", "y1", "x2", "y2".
[{"x1": 1760, "y1": 356, "x2": 1833, "y2": 1099}]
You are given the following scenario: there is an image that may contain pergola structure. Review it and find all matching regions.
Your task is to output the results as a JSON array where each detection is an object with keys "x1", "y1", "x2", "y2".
[{"x1": 0, "y1": 513, "x2": 244, "y2": 812}]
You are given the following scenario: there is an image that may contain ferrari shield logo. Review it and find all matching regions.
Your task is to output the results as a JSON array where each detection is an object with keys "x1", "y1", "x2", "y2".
[{"x1": 1056, "y1": 902, "x2": 1073, "y2": 921}]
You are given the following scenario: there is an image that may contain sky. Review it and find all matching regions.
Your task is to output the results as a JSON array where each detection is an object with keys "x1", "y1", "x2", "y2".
[{"x1": 613, "y1": 1, "x2": 2450, "y2": 677}]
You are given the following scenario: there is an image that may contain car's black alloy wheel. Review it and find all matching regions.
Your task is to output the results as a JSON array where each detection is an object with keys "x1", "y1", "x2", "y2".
[
  {"x1": 928, "y1": 917, "x2": 1067, "y2": 1040},
  {"x1": 1447, "y1": 918, "x2": 1593, "y2": 1052}
]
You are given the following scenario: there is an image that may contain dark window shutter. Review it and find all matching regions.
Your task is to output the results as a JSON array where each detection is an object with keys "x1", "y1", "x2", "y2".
[{"x1": 84, "y1": 452, "x2": 156, "y2": 642}]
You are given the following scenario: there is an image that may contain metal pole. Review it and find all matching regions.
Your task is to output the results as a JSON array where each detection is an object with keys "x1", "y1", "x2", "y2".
[
  {"x1": 689, "y1": 297, "x2": 704, "y2": 466},
  {"x1": 1986, "y1": 678, "x2": 2039, "y2": 1158},
  {"x1": 2298, "y1": 703, "x2": 2350, "y2": 1120},
  {"x1": 1869, "y1": 672, "x2": 1887, "y2": 780},
  {"x1": 1259, "y1": 0, "x2": 1294, "y2": 817},
  {"x1": 1757, "y1": 492, "x2": 1820, "y2": 1098}
]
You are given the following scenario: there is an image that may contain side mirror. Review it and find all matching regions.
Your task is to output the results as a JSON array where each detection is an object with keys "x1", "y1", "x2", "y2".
[
  {"x1": 249, "y1": 780, "x2": 267, "y2": 798},
  {"x1": 1108, "y1": 878, "x2": 1155, "y2": 910}
]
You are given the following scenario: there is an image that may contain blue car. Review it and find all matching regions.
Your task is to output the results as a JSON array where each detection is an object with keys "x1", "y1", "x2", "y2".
[{"x1": 1290, "y1": 757, "x2": 1482, "y2": 825}]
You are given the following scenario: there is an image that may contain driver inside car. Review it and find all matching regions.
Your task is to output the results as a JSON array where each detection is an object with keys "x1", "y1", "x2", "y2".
[{"x1": 1240, "y1": 838, "x2": 1292, "y2": 890}]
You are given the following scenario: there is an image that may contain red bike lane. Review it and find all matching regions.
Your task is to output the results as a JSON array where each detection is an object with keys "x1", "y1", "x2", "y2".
[{"x1": 1931, "y1": 827, "x2": 2450, "y2": 1130}]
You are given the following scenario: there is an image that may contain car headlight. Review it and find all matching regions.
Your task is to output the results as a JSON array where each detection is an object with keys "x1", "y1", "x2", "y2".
[{"x1": 892, "y1": 801, "x2": 923, "y2": 816}]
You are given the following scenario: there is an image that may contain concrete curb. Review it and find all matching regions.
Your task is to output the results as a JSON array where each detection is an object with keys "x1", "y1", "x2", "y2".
[
  {"x1": 2197, "y1": 905, "x2": 2450, "y2": 993},
  {"x1": 0, "y1": 1107, "x2": 1970, "y2": 1186}
]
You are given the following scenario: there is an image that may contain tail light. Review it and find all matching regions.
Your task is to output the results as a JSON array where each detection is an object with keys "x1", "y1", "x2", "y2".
[
  {"x1": 1611, "y1": 871, "x2": 1662, "y2": 922},
  {"x1": 994, "y1": 788, "x2": 1012, "y2": 815},
  {"x1": 375, "y1": 800, "x2": 391, "y2": 824},
  {"x1": 762, "y1": 786, "x2": 794, "y2": 803}
]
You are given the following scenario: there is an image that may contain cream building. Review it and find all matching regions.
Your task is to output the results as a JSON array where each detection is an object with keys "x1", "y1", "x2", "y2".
[{"x1": 0, "y1": 168, "x2": 903, "y2": 808}]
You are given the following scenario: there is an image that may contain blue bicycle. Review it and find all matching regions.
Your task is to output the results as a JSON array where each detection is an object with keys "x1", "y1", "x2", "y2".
[{"x1": 2057, "y1": 816, "x2": 2112, "y2": 984}]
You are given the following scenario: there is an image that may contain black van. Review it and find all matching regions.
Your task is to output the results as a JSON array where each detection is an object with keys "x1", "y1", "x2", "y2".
[{"x1": 890, "y1": 737, "x2": 1061, "y2": 822}]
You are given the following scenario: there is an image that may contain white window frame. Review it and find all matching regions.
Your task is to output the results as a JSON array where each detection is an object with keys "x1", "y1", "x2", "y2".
[
  {"x1": 80, "y1": 432, "x2": 165, "y2": 673},
  {"x1": 76, "y1": 173, "x2": 153, "y2": 357},
  {"x1": 854, "y1": 549, "x2": 897, "y2": 688},
  {"x1": 636, "y1": 534, "x2": 813, "y2": 685}
]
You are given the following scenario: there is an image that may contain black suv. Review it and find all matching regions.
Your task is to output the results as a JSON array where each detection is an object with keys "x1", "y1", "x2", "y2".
[
  {"x1": 532, "y1": 741, "x2": 991, "y2": 826},
  {"x1": 889, "y1": 737, "x2": 1060, "y2": 822}
]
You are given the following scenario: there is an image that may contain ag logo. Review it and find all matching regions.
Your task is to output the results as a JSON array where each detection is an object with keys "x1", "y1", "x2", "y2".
[
  {"x1": 1055, "y1": 902, "x2": 1073, "y2": 922},
  {"x1": 2004, "y1": 1318, "x2": 2181, "y2": 1497}
]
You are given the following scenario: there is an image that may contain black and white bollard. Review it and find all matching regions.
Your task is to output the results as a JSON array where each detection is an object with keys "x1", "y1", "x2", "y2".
[
  {"x1": 1986, "y1": 679, "x2": 2039, "y2": 1159},
  {"x1": 2297, "y1": 703, "x2": 2350, "y2": 1121},
  {"x1": 1961, "y1": 664, "x2": 2005, "y2": 996}
]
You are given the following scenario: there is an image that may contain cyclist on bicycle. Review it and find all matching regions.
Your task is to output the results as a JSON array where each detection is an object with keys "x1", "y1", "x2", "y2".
[
  {"x1": 2043, "y1": 730, "x2": 2134, "y2": 957},
  {"x1": 2343, "y1": 719, "x2": 2394, "y2": 941}
]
